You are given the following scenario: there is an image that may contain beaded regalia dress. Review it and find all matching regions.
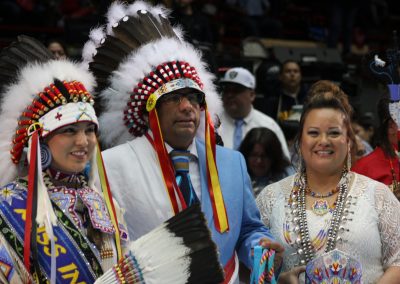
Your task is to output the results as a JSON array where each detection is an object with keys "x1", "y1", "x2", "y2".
[{"x1": 0, "y1": 169, "x2": 128, "y2": 283}]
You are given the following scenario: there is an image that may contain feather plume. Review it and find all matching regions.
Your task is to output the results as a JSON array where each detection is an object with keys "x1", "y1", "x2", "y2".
[
  {"x1": 105, "y1": 1, "x2": 127, "y2": 35},
  {"x1": 89, "y1": 26, "x2": 106, "y2": 45},
  {"x1": 84, "y1": 5, "x2": 179, "y2": 101},
  {"x1": 81, "y1": 40, "x2": 97, "y2": 67},
  {"x1": 125, "y1": 0, "x2": 152, "y2": 16},
  {"x1": 81, "y1": 27, "x2": 106, "y2": 64}
]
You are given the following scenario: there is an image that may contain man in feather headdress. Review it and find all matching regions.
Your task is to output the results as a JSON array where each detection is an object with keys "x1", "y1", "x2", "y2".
[{"x1": 82, "y1": 1, "x2": 284, "y2": 282}]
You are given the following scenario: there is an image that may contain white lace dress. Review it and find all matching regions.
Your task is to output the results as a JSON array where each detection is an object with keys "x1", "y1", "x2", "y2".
[{"x1": 256, "y1": 172, "x2": 400, "y2": 284}]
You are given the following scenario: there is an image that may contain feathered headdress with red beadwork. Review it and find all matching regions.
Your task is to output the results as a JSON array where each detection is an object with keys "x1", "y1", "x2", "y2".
[
  {"x1": 0, "y1": 36, "x2": 97, "y2": 185},
  {"x1": 82, "y1": 1, "x2": 228, "y2": 233},
  {"x1": 0, "y1": 36, "x2": 124, "y2": 277}
]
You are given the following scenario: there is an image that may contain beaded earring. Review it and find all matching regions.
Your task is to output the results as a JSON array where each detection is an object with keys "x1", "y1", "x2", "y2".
[{"x1": 40, "y1": 143, "x2": 52, "y2": 170}]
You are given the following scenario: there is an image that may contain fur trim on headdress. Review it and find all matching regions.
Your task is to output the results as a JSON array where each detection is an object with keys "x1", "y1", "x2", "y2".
[{"x1": 0, "y1": 60, "x2": 95, "y2": 184}]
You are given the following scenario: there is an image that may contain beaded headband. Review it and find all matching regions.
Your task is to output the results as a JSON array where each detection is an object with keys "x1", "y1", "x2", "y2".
[
  {"x1": 11, "y1": 80, "x2": 97, "y2": 164},
  {"x1": 127, "y1": 60, "x2": 204, "y2": 136}
]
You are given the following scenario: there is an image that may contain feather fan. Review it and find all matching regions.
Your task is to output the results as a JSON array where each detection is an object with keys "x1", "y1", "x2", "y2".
[{"x1": 95, "y1": 204, "x2": 224, "y2": 284}]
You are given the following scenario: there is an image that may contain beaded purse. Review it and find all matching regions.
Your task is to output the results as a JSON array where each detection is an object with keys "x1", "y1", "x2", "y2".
[{"x1": 305, "y1": 249, "x2": 362, "y2": 284}]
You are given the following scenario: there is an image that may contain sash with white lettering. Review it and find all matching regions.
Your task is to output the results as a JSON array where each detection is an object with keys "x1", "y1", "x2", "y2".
[{"x1": 0, "y1": 181, "x2": 103, "y2": 283}]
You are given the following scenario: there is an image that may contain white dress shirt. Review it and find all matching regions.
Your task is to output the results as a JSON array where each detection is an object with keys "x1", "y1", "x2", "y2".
[{"x1": 219, "y1": 106, "x2": 290, "y2": 158}]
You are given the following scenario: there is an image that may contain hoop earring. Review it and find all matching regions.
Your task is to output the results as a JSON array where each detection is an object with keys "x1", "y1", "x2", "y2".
[{"x1": 40, "y1": 143, "x2": 52, "y2": 170}]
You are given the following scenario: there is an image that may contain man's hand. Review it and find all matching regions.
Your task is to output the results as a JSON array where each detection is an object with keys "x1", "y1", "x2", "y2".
[{"x1": 255, "y1": 237, "x2": 285, "y2": 277}]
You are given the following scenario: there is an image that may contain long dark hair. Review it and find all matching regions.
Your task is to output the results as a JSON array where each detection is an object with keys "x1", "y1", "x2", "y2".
[
  {"x1": 239, "y1": 127, "x2": 290, "y2": 177},
  {"x1": 376, "y1": 97, "x2": 396, "y2": 157},
  {"x1": 294, "y1": 80, "x2": 356, "y2": 161}
]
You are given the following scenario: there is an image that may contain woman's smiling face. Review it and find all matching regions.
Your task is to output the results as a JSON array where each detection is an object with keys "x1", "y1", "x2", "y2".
[
  {"x1": 46, "y1": 121, "x2": 96, "y2": 173},
  {"x1": 300, "y1": 108, "x2": 349, "y2": 176}
]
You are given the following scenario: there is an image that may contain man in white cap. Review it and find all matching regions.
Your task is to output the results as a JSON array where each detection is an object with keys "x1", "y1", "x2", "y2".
[{"x1": 219, "y1": 67, "x2": 290, "y2": 158}]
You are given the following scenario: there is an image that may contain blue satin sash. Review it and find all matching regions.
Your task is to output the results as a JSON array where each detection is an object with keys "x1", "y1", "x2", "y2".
[{"x1": 0, "y1": 181, "x2": 104, "y2": 283}]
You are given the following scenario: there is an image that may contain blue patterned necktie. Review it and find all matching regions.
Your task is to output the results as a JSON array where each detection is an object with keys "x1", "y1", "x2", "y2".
[
  {"x1": 233, "y1": 119, "x2": 244, "y2": 150},
  {"x1": 170, "y1": 150, "x2": 199, "y2": 206}
]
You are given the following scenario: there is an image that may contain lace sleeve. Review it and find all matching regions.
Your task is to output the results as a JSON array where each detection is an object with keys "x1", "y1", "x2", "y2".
[
  {"x1": 255, "y1": 185, "x2": 277, "y2": 227},
  {"x1": 375, "y1": 184, "x2": 400, "y2": 268}
]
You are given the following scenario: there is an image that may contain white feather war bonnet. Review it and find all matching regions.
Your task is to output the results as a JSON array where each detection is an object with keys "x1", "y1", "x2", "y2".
[
  {"x1": 0, "y1": 36, "x2": 123, "y2": 272},
  {"x1": 82, "y1": 1, "x2": 229, "y2": 233}
]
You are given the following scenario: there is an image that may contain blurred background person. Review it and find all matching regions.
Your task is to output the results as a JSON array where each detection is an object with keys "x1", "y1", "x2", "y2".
[
  {"x1": 47, "y1": 38, "x2": 67, "y2": 59},
  {"x1": 352, "y1": 111, "x2": 375, "y2": 153},
  {"x1": 326, "y1": 0, "x2": 363, "y2": 57},
  {"x1": 225, "y1": 0, "x2": 282, "y2": 38},
  {"x1": 170, "y1": 0, "x2": 215, "y2": 46},
  {"x1": 352, "y1": 97, "x2": 400, "y2": 197},
  {"x1": 264, "y1": 60, "x2": 308, "y2": 122},
  {"x1": 239, "y1": 127, "x2": 294, "y2": 196},
  {"x1": 354, "y1": 134, "x2": 368, "y2": 162},
  {"x1": 169, "y1": 0, "x2": 217, "y2": 71},
  {"x1": 218, "y1": 67, "x2": 290, "y2": 158}
]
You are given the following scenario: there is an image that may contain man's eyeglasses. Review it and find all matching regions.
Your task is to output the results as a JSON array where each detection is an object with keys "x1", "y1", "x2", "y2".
[{"x1": 158, "y1": 92, "x2": 205, "y2": 106}]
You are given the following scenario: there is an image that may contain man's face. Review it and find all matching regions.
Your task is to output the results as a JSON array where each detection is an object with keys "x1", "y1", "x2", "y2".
[
  {"x1": 280, "y1": 62, "x2": 301, "y2": 89},
  {"x1": 221, "y1": 83, "x2": 255, "y2": 119},
  {"x1": 156, "y1": 88, "x2": 203, "y2": 150}
]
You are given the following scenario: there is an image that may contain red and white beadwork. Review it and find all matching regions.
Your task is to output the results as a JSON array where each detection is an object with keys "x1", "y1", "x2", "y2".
[
  {"x1": 11, "y1": 81, "x2": 95, "y2": 164},
  {"x1": 123, "y1": 61, "x2": 204, "y2": 136}
]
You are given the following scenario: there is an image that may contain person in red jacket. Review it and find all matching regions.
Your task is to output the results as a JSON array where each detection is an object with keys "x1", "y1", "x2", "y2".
[{"x1": 352, "y1": 97, "x2": 400, "y2": 198}]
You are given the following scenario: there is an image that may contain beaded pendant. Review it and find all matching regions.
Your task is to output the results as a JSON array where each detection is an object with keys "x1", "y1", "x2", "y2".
[{"x1": 311, "y1": 199, "x2": 329, "y2": 216}]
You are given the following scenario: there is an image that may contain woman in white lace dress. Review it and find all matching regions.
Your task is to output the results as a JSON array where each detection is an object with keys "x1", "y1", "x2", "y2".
[{"x1": 256, "y1": 80, "x2": 400, "y2": 283}]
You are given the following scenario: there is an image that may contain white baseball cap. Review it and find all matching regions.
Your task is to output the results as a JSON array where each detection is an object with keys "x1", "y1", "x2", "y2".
[{"x1": 220, "y1": 67, "x2": 256, "y2": 89}]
